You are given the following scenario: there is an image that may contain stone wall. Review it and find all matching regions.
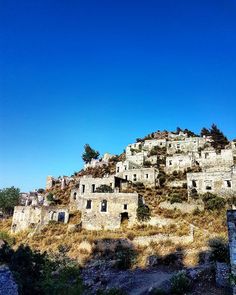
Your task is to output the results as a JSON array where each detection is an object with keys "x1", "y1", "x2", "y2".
[
  {"x1": 116, "y1": 167, "x2": 159, "y2": 186},
  {"x1": 116, "y1": 160, "x2": 140, "y2": 174},
  {"x1": 159, "y1": 201, "x2": 204, "y2": 213},
  {"x1": 11, "y1": 206, "x2": 69, "y2": 233},
  {"x1": 165, "y1": 153, "x2": 196, "y2": 173},
  {"x1": 143, "y1": 139, "x2": 167, "y2": 150},
  {"x1": 187, "y1": 168, "x2": 236, "y2": 196},
  {"x1": 81, "y1": 192, "x2": 139, "y2": 230},
  {"x1": 166, "y1": 137, "x2": 208, "y2": 155},
  {"x1": 200, "y1": 149, "x2": 234, "y2": 170}
]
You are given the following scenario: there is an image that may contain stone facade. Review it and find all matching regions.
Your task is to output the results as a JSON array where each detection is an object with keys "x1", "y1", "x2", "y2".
[
  {"x1": 84, "y1": 153, "x2": 114, "y2": 169},
  {"x1": 187, "y1": 167, "x2": 236, "y2": 197},
  {"x1": 81, "y1": 192, "x2": 139, "y2": 230},
  {"x1": 11, "y1": 206, "x2": 69, "y2": 233},
  {"x1": 199, "y1": 149, "x2": 234, "y2": 171},
  {"x1": 143, "y1": 139, "x2": 167, "y2": 150},
  {"x1": 116, "y1": 160, "x2": 140, "y2": 174},
  {"x1": 165, "y1": 153, "x2": 196, "y2": 173},
  {"x1": 166, "y1": 137, "x2": 209, "y2": 155},
  {"x1": 116, "y1": 167, "x2": 159, "y2": 186}
]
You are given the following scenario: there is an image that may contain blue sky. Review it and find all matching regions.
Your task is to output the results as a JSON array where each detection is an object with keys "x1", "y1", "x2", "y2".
[{"x1": 0, "y1": 0, "x2": 236, "y2": 191}]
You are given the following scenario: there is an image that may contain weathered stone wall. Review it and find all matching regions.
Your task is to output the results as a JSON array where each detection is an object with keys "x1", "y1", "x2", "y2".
[
  {"x1": 166, "y1": 137, "x2": 208, "y2": 155},
  {"x1": 116, "y1": 160, "x2": 140, "y2": 174},
  {"x1": 165, "y1": 153, "x2": 195, "y2": 173},
  {"x1": 76, "y1": 175, "x2": 116, "y2": 195},
  {"x1": 116, "y1": 167, "x2": 159, "y2": 186},
  {"x1": 143, "y1": 139, "x2": 167, "y2": 150},
  {"x1": 11, "y1": 206, "x2": 69, "y2": 233},
  {"x1": 159, "y1": 201, "x2": 204, "y2": 213},
  {"x1": 187, "y1": 168, "x2": 236, "y2": 196},
  {"x1": 200, "y1": 149, "x2": 234, "y2": 170},
  {"x1": 81, "y1": 192, "x2": 139, "y2": 230}
]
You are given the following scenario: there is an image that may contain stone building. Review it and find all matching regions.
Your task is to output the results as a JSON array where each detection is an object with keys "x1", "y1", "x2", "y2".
[
  {"x1": 187, "y1": 166, "x2": 236, "y2": 197},
  {"x1": 81, "y1": 192, "x2": 139, "y2": 230},
  {"x1": 70, "y1": 175, "x2": 130, "y2": 210},
  {"x1": 116, "y1": 160, "x2": 140, "y2": 174},
  {"x1": 199, "y1": 149, "x2": 234, "y2": 171},
  {"x1": 84, "y1": 153, "x2": 114, "y2": 169},
  {"x1": 11, "y1": 206, "x2": 69, "y2": 233},
  {"x1": 143, "y1": 139, "x2": 167, "y2": 150},
  {"x1": 116, "y1": 167, "x2": 159, "y2": 186},
  {"x1": 126, "y1": 143, "x2": 143, "y2": 156},
  {"x1": 46, "y1": 176, "x2": 73, "y2": 190},
  {"x1": 166, "y1": 137, "x2": 209, "y2": 155},
  {"x1": 165, "y1": 153, "x2": 197, "y2": 173}
]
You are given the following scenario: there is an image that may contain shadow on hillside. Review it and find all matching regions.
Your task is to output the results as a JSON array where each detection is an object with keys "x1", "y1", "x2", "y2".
[{"x1": 0, "y1": 236, "x2": 231, "y2": 295}]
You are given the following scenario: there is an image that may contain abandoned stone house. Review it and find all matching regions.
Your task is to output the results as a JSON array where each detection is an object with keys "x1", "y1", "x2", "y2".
[
  {"x1": 166, "y1": 137, "x2": 209, "y2": 155},
  {"x1": 11, "y1": 206, "x2": 69, "y2": 233},
  {"x1": 165, "y1": 153, "x2": 196, "y2": 173},
  {"x1": 80, "y1": 192, "x2": 139, "y2": 230},
  {"x1": 116, "y1": 160, "x2": 141, "y2": 174},
  {"x1": 187, "y1": 166, "x2": 236, "y2": 197},
  {"x1": 84, "y1": 153, "x2": 114, "y2": 169},
  {"x1": 143, "y1": 139, "x2": 167, "y2": 150},
  {"x1": 116, "y1": 167, "x2": 159, "y2": 186},
  {"x1": 199, "y1": 149, "x2": 234, "y2": 171},
  {"x1": 70, "y1": 175, "x2": 130, "y2": 210},
  {"x1": 46, "y1": 175, "x2": 73, "y2": 190}
]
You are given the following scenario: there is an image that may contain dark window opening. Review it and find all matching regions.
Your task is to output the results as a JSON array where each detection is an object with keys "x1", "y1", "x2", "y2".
[
  {"x1": 169, "y1": 144, "x2": 172, "y2": 147},
  {"x1": 125, "y1": 175, "x2": 128, "y2": 180},
  {"x1": 226, "y1": 180, "x2": 232, "y2": 188},
  {"x1": 101, "y1": 200, "x2": 107, "y2": 212},
  {"x1": 86, "y1": 200, "x2": 92, "y2": 209},
  {"x1": 124, "y1": 204, "x2": 127, "y2": 210},
  {"x1": 92, "y1": 184, "x2": 95, "y2": 193},
  {"x1": 117, "y1": 167, "x2": 120, "y2": 173},
  {"x1": 133, "y1": 174, "x2": 137, "y2": 181},
  {"x1": 82, "y1": 185, "x2": 85, "y2": 194},
  {"x1": 206, "y1": 186, "x2": 212, "y2": 191},
  {"x1": 73, "y1": 192, "x2": 77, "y2": 200},
  {"x1": 169, "y1": 160, "x2": 172, "y2": 166},
  {"x1": 146, "y1": 174, "x2": 149, "y2": 179},
  {"x1": 58, "y1": 212, "x2": 65, "y2": 223},
  {"x1": 192, "y1": 180, "x2": 197, "y2": 188}
]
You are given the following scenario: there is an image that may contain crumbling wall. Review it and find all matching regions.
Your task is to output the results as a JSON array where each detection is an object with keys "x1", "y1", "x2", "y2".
[
  {"x1": 81, "y1": 192, "x2": 139, "y2": 230},
  {"x1": 11, "y1": 206, "x2": 69, "y2": 233}
]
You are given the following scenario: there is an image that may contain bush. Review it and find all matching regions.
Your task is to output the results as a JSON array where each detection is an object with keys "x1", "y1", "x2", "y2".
[
  {"x1": 202, "y1": 193, "x2": 226, "y2": 211},
  {"x1": 95, "y1": 185, "x2": 114, "y2": 193},
  {"x1": 170, "y1": 270, "x2": 191, "y2": 294},
  {"x1": 137, "y1": 201, "x2": 151, "y2": 221},
  {"x1": 0, "y1": 187, "x2": 20, "y2": 216},
  {"x1": 169, "y1": 193, "x2": 183, "y2": 204},
  {"x1": 208, "y1": 237, "x2": 229, "y2": 263},
  {"x1": 115, "y1": 245, "x2": 136, "y2": 270},
  {"x1": 0, "y1": 231, "x2": 15, "y2": 246}
]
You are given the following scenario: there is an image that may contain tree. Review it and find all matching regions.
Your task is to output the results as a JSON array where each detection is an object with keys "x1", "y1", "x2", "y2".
[
  {"x1": 200, "y1": 127, "x2": 211, "y2": 137},
  {"x1": 210, "y1": 124, "x2": 229, "y2": 149},
  {"x1": 82, "y1": 144, "x2": 100, "y2": 164},
  {"x1": 0, "y1": 187, "x2": 20, "y2": 216}
]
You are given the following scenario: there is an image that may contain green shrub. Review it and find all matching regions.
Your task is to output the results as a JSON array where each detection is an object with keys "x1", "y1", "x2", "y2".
[
  {"x1": 115, "y1": 245, "x2": 137, "y2": 270},
  {"x1": 170, "y1": 270, "x2": 191, "y2": 294},
  {"x1": 0, "y1": 231, "x2": 15, "y2": 246},
  {"x1": 137, "y1": 202, "x2": 151, "y2": 221},
  {"x1": 208, "y1": 237, "x2": 229, "y2": 263},
  {"x1": 202, "y1": 193, "x2": 226, "y2": 211},
  {"x1": 95, "y1": 185, "x2": 114, "y2": 193},
  {"x1": 169, "y1": 193, "x2": 183, "y2": 204}
]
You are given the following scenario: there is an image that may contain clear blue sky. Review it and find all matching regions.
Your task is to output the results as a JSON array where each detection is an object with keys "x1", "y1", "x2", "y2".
[{"x1": 0, "y1": 0, "x2": 236, "y2": 192}]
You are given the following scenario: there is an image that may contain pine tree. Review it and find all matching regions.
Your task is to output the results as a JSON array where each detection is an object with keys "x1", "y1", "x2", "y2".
[{"x1": 82, "y1": 144, "x2": 100, "y2": 163}]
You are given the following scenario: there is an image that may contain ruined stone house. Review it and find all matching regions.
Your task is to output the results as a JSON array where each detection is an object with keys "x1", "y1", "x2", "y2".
[
  {"x1": 187, "y1": 166, "x2": 236, "y2": 197},
  {"x1": 80, "y1": 192, "x2": 139, "y2": 230},
  {"x1": 11, "y1": 206, "x2": 69, "y2": 233}
]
